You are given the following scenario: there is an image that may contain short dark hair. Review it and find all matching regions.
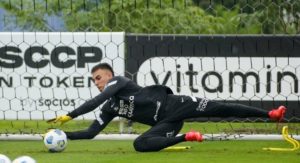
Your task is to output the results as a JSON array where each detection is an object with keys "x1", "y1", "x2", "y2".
[{"x1": 91, "y1": 63, "x2": 114, "y2": 76}]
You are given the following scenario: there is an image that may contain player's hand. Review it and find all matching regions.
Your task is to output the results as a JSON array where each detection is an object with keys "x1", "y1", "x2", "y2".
[{"x1": 47, "y1": 115, "x2": 72, "y2": 125}]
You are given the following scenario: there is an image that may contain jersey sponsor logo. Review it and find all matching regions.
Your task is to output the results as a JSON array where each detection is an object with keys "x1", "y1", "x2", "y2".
[
  {"x1": 153, "y1": 101, "x2": 161, "y2": 121},
  {"x1": 196, "y1": 98, "x2": 209, "y2": 112},
  {"x1": 127, "y1": 96, "x2": 135, "y2": 117},
  {"x1": 118, "y1": 96, "x2": 135, "y2": 117}
]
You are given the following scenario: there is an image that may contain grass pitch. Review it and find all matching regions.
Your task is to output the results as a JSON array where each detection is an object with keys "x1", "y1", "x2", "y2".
[
  {"x1": 1, "y1": 121, "x2": 300, "y2": 162},
  {"x1": 0, "y1": 140, "x2": 299, "y2": 163},
  {"x1": 1, "y1": 120, "x2": 300, "y2": 134}
]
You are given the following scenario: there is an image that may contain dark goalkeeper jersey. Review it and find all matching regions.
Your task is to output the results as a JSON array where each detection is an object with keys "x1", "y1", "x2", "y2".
[{"x1": 67, "y1": 76, "x2": 173, "y2": 127}]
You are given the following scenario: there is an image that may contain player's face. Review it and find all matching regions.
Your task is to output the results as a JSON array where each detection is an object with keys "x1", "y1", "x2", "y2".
[{"x1": 92, "y1": 69, "x2": 113, "y2": 92}]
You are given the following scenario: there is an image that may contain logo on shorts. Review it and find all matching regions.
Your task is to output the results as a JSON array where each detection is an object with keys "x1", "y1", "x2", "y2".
[
  {"x1": 196, "y1": 98, "x2": 209, "y2": 111},
  {"x1": 166, "y1": 130, "x2": 175, "y2": 137}
]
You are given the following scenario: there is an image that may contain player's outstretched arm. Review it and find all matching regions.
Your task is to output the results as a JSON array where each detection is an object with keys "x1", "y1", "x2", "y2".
[
  {"x1": 46, "y1": 77, "x2": 129, "y2": 125},
  {"x1": 66, "y1": 77, "x2": 130, "y2": 119},
  {"x1": 47, "y1": 115, "x2": 72, "y2": 125}
]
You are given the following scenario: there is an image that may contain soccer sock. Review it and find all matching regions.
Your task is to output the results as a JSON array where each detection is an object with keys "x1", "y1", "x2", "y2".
[
  {"x1": 65, "y1": 131, "x2": 97, "y2": 140},
  {"x1": 65, "y1": 120, "x2": 102, "y2": 140},
  {"x1": 206, "y1": 101, "x2": 269, "y2": 118}
]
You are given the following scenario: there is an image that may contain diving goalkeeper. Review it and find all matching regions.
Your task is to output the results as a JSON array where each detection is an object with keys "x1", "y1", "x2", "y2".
[{"x1": 48, "y1": 63, "x2": 286, "y2": 152}]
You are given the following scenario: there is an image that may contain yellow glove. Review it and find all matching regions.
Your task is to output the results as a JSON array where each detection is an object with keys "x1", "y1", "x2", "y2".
[{"x1": 47, "y1": 115, "x2": 72, "y2": 125}]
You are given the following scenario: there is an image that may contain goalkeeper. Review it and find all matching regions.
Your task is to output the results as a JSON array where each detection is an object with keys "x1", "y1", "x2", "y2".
[{"x1": 48, "y1": 63, "x2": 286, "y2": 152}]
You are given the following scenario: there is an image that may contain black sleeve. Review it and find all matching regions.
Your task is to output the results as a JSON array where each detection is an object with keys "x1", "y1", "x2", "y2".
[
  {"x1": 96, "y1": 104, "x2": 116, "y2": 131},
  {"x1": 67, "y1": 76, "x2": 129, "y2": 118},
  {"x1": 66, "y1": 103, "x2": 116, "y2": 140}
]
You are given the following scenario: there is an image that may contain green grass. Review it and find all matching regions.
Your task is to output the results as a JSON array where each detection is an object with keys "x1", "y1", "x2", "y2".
[
  {"x1": 1, "y1": 121, "x2": 300, "y2": 162},
  {"x1": 1, "y1": 120, "x2": 300, "y2": 134},
  {"x1": 0, "y1": 140, "x2": 299, "y2": 163}
]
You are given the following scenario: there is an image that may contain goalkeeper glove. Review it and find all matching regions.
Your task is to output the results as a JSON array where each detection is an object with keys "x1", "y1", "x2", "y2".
[{"x1": 47, "y1": 115, "x2": 72, "y2": 125}]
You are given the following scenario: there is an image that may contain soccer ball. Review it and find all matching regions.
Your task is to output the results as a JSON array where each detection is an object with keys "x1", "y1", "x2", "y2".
[
  {"x1": 43, "y1": 129, "x2": 67, "y2": 152},
  {"x1": 12, "y1": 156, "x2": 36, "y2": 163},
  {"x1": 0, "y1": 154, "x2": 11, "y2": 163}
]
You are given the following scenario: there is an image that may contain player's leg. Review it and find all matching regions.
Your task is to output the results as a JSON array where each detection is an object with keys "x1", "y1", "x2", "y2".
[
  {"x1": 164, "y1": 95, "x2": 286, "y2": 121},
  {"x1": 133, "y1": 121, "x2": 185, "y2": 152},
  {"x1": 65, "y1": 120, "x2": 101, "y2": 140},
  {"x1": 203, "y1": 101, "x2": 286, "y2": 121}
]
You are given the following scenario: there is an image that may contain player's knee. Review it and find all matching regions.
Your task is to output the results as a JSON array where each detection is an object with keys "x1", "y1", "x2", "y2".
[
  {"x1": 133, "y1": 137, "x2": 149, "y2": 152},
  {"x1": 133, "y1": 137, "x2": 160, "y2": 152}
]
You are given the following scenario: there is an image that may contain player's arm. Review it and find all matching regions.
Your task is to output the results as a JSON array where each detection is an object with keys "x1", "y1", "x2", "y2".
[
  {"x1": 67, "y1": 76, "x2": 129, "y2": 118},
  {"x1": 66, "y1": 103, "x2": 116, "y2": 140},
  {"x1": 47, "y1": 76, "x2": 129, "y2": 124}
]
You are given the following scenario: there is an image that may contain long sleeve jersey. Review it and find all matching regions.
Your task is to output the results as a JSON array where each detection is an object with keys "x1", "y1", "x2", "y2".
[{"x1": 67, "y1": 76, "x2": 173, "y2": 128}]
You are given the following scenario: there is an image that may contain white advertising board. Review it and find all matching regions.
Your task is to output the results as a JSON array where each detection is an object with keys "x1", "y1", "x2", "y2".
[
  {"x1": 0, "y1": 32, "x2": 125, "y2": 120},
  {"x1": 137, "y1": 57, "x2": 300, "y2": 101}
]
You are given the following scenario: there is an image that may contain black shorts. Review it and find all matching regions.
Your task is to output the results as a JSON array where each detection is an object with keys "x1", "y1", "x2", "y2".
[{"x1": 160, "y1": 94, "x2": 209, "y2": 122}]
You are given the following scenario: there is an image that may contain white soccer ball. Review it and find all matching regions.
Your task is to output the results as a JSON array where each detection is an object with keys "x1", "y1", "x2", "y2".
[
  {"x1": 12, "y1": 156, "x2": 35, "y2": 163},
  {"x1": 43, "y1": 129, "x2": 67, "y2": 152},
  {"x1": 0, "y1": 154, "x2": 11, "y2": 163}
]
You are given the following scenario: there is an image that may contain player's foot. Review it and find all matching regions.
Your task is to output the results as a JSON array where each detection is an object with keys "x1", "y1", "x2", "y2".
[
  {"x1": 185, "y1": 131, "x2": 203, "y2": 142},
  {"x1": 268, "y1": 105, "x2": 286, "y2": 122}
]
